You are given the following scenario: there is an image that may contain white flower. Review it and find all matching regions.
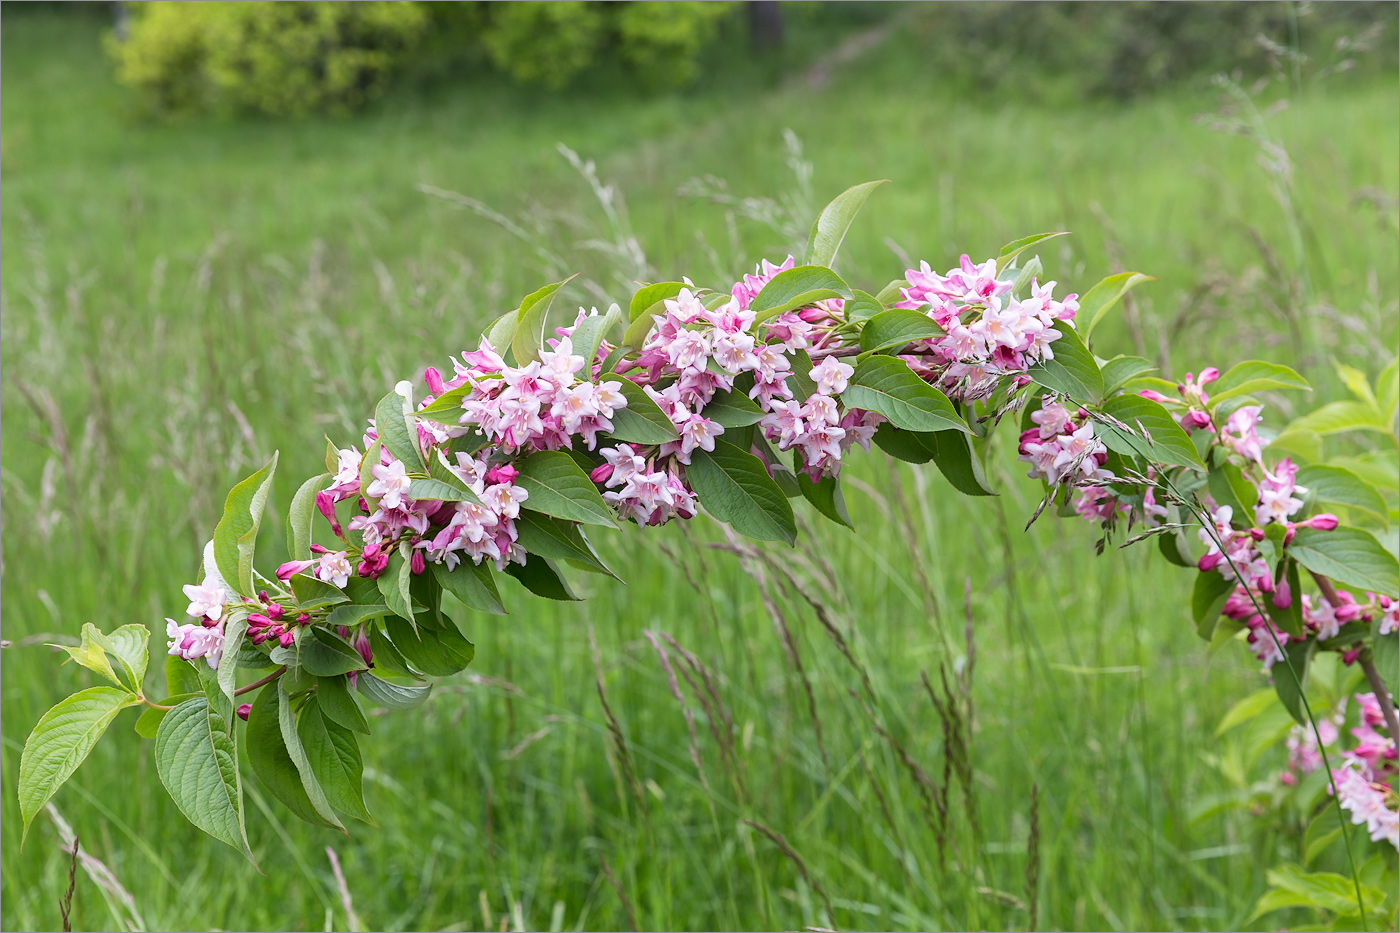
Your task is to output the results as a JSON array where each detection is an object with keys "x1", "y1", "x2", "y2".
[
  {"x1": 334, "y1": 447, "x2": 362, "y2": 485},
  {"x1": 182, "y1": 582, "x2": 226, "y2": 622},
  {"x1": 810, "y1": 356, "x2": 854, "y2": 396},
  {"x1": 315, "y1": 551, "x2": 352, "y2": 589},
  {"x1": 367, "y1": 459, "x2": 413, "y2": 510},
  {"x1": 166, "y1": 618, "x2": 225, "y2": 669}
]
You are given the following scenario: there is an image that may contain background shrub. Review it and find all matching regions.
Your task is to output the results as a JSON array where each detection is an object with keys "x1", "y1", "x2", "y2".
[{"x1": 108, "y1": 1, "x2": 428, "y2": 116}]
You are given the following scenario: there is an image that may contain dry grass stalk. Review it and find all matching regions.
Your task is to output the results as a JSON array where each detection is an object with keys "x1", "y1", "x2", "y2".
[
  {"x1": 588, "y1": 623, "x2": 647, "y2": 816},
  {"x1": 741, "y1": 818, "x2": 835, "y2": 925},
  {"x1": 598, "y1": 854, "x2": 639, "y2": 932},
  {"x1": 643, "y1": 629, "x2": 714, "y2": 805},
  {"x1": 325, "y1": 846, "x2": 363, "y2": 933}
]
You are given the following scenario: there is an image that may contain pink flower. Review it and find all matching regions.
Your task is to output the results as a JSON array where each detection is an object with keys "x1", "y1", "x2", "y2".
[
  {"x1": 315, "y1": 550, "x2": 352, "y2": 588},
  {"x1": 811, "y1": 356, "x2": 854, "y2": 396},
  {"x1": 166, "y1": 618, "x2": 225, "y2": 669},
  {"x1": 678, "y1": 415, "x2": 724, "y2": 463}
]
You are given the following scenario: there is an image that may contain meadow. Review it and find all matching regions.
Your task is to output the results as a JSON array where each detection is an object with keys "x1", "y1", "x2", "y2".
[{"x1": 2, "y1": 7, "x2": 1398, "y2": 931}]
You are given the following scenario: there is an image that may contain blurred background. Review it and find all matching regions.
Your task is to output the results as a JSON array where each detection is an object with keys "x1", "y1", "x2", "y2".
[{"x1": 2, "y1": 2, "x2": 1397, "y2": 931}]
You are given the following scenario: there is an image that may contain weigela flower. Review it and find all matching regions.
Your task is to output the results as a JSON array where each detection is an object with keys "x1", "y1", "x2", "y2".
[{"x1": 183, "y1": 582, "x2": 226, "y2": 622}]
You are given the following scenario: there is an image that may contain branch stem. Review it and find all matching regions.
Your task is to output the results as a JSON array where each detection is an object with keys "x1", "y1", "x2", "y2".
[{"x1": 1311, "y1": 571, "x2": 1399, "y2": 739}]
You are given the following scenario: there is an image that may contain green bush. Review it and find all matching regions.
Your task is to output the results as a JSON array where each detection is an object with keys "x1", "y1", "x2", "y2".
[{"x1": 108, "y1": 1, "x2": 429, "y2": 116}]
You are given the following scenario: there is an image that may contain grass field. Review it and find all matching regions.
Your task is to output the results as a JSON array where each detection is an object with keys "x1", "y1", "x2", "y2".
[{"x1": 2, "y1": 8, "x2": 1397, "y2": 931}]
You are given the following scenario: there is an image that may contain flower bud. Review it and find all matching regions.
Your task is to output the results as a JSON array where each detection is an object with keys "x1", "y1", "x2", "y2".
[
  {"x1": 411, "y1": 549, "x2": 426, "y2": 575},
  {"x1": 1304, "y1": 513, "x2": 1339, "y2": 531},
  {"x1": 1342, "y1": 648, "x2": 1361, "y2": 665},
  {"x1": 276, "y1": 560, "x2": 313, "y2": 581},
  {"x1": 1137, "y1": 389, "x2": 1172, "y2": 404},
  {"x1": 485, "y1": 464, "x2": 518, "y2": 485},
  {"x1": 266, "y1": 604, "x2": 284, "y2": 621},
  {"x1": 236, "y1": 704, "x2": 251, "y2": 721},
  {"x1": 424, "y1": 366, "x2": 446, "y2": 397},
  {"x1": 589, "y1": 463, "x2": 614, "y2": 484},
  {"x1": 1198, "y1": 367, "x2": 1220, "y2": 385},
  {"x1": 278, "y1": 630, "x2": 296, "y2": 648}
]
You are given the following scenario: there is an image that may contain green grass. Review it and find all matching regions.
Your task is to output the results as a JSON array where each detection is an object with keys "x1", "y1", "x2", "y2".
[{"x1": 2, "y1": 8, "x2": 1397, "y2": 932}]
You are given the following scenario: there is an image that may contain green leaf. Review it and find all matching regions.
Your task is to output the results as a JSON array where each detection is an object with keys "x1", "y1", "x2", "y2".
[
  {"x1": 872, "y1": 422, "x2": 933, "y2": 463},
  {"x1": 512, "y1": 276, "x2": 576, "y2": 365},
  {"x1": 1375, "y1": 357, "x2": 1398, "y2": 418},
  {"x1": 367, "y1": 626, "x2": 415, "y2": 677},
  {"x1": 1254, "y1": 863, "x2": 1386, "y2": 919},
  {"x1": 384, "y1": 615, "x2": 475, "y2": 676},
  {"x1": 317, "y1": 675, "x2": 369, "y2": 735},
  {"x1": 216, "y1": 613, "x2": 249, "y2": 718},
  {"x1": 1192, "y1": 571, "x2": 1235, "y2": 638},
  {"x1": 326, "y1": 603, "x2": 390, "y2": 628},
  {"x1": 154, "y1": 695, "x2": 253, "y2": 857},
  {"x1": 355, "y1": 672, "x2": 432, "y2": 710},
  {"x1": 1335, "y1": 360, "x2": 1378, "y2": 408},
  {"x1": 702, "y1": 389, "x2": 765, "y2": 428},
  {"x1": 432, "y1": 560, "x2": 507, "y2": 615},
  {"x1": 287, "y1": 473, "x2": 331, "y2": 561},
  {"x1": 408, "y1": 477, "x2": 480, "y2": 504},
  {"x1": 842, "y1": 356, "x2": 969, "y2": 435},
  {"x1": 213, "y1": 452, "x2": 279, "y2": 598},
  {"x1": 20, "y1": 686, "x2": 140, "y2": 843},
  {"x1": 1274, "y1": 559, "x2": 1305, "y2": 638},
  {"x1": 844, "y1": 289, "x2": 884, "y2": 322},
  {"x1": 603, "y1": 378, "x2": 681, "y2": 445},
  {"x1": 1288, "y1": 526, "x2": 1399, "y2": 597},
  {"x1": 874, "y1": 278, "x2": 909, "y2": 306},
  {"x1": 924, "y1": 430, "x2": 997, "y2": 497},
  {"x1": 166, "y1": 655, "x2": 201, "y2": 697},
  {"x1": 571, "y1": 304, "x2": 623, "y2": 377},
  {"x1": 414, "y1": 382, "x2": 474, "y2": 419},
  {"x1": 1081, "y1": 271, "x2": 1155, "y2": 337},
  {"x1": 1158, "y1": 526, "x2": 1197, "y2": 568},
  {"x1": 628, "y1": 282, "x2": 687, "y2": 322},
  {"x1": 505, "y1": 556, "x2": 582, "y2": 600},
  {"x1": 805, "y1": 180, "x2": 887, "y2": 268},
  {"x1": 302, "y1": 629, "x2": 369, "y2": 677},
  {"x1": 358, "y1": 437, "x2": 382, "y2": 511},
  {"x1": 687, "y1": 440, "x2": 796, "y2": 545},
  {"x1": 485, "y1": 309, "x2": 518, "y2": 355},
  {"x1": 53, "y1": 624, "x2": 123, "y2": 689},
  {"x1": 514, "y1": 450, "x2": 616, "y2": 528},
  {"x1": 748, "y1": 266, "x2": 851, "y2": 325},
  {"x1": 375, "y1": 390, "x2": 423, "y2": 471},
  {"x1": 1207, "y1": 462, "x2": 1258, "y2": 525},
  {"x1": 1026, "y1": 322, "x2": 1103, "y2": 404},
  {"x1": 1290, "y1": 400, "x2": 1394, "y2": 437},
  {"x1": 1100, "y1": 394, "x2": 1206, "y2": 469},
  {"x1": 246, "y1": 682, "x2": 344, "y2": 830},
  {"x1": 1214, "y1": 688, "x2": 1277, "y2": 735},
  {"x1": 996, "y1": 232, "x2": 1068, "y2": 273},
  {"x1": 1101, "y1": 356, "x2": 1158, "y2": 395},
  {"x1": 1273, "y1": 639, "x2": 1315, "y2": 726},
  {"x1": 858, "y1": 308, "x2": 944, "y2": 354},
  {"x1": 135, "y1": 692, "x2": 200, "y2": 739},
  {"x1": 1296, "y1": 465, "x2": 1389, "y2": 522},
  {"x1": 290, "y1": 575, "x2": 350, "y2": 611},
  {"x1": 1268, "y1": 428, "x2": 1325, "y2": 464},
  {"x1": 296, "y1": 695, "x2": 374, "y2": 824},
  {"x1": 514, "y1": 511, "x2": 620, "y2": 578},
  {"x1": 796, "y1": 473, "x2": 852, "y2": 528},
  {"x1": 1209, "y1": 360, "x2": 1312, "y2": 406},
  {"x1": 376, "y1": 549, "x2": 414, "y2": 624}
]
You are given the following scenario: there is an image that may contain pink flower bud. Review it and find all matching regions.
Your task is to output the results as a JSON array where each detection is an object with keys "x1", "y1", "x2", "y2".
[
  {"x1": 798, "y1": 307, "x2": 827, "y2": 323},
  {"x1": 1248, "y1": 528, "x2": 1266, "y2": 541},
  {"x1": 276, "y1": 560, "x2": 313, "y2": 581},
  {"x1": 1304, "y1": 513, "x2": 1339, "y2": 531},
  {"x1": 589, "y1": 463, "x2": 614, "y2": 484},
  {"x1": 237, "y1": 704, "x2": 251, "y2": 721},
  {"x1": 310, "y1": 544, "x2": 329, "y2": 554},
  {"x1": 1138, "y1": 389, "x2": 1173, "y2": 403},
  {"x1": 1198, "y1": 553, "x2": 1222, "y2": 572},
  {"x1": 1279, "y1": 771, "x2": 1297, "y2": 786},
  {"x1": 278, "y1": 630, "x2": 296, "y2": 648},
  {"x1": 1272, "y1": 581, "x2": 1292, "y2": 609},
  {"x1": 486, "y1": 464, "x2": 518, "y2": 485},
  {"x1": 353, "y1": 631, "x2": 373, "y2": 667},
  {"x1": 266, "y1": 604, "x2": 284, "y2": 621},
  {"x1": 1181, "y1": 410, "x2": 1212, "y2": 431},
  {"x1": 1198, "y1": 367, "x2": 1220, "y2": 385},
  {"x1": 248, "y1": 613, "x2": 273, "y2": 629},
  {"x1": 258, "y1": 590, "x2": 270, "y2": 604},
  {"x1": 424, "y1": 366, "x2": 446, "y2": 396},
  {"x1": 411, "y1": 549, "x2": 426, "y2": 575},
  {"x1": 295, "y1": 612, "x2": 310, "y2": 624},
  {"x1": 1343, "y1": 648, "x2": 1361, "y2": 665}
]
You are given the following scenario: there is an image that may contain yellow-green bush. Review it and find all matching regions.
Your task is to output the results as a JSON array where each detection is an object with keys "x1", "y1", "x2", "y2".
[
  {"x1": 108, "y1": 1, "x2": 428, "y2": 116},
  {"x1": 107, "y1": 0, "x2": 744, "y2": 116}
]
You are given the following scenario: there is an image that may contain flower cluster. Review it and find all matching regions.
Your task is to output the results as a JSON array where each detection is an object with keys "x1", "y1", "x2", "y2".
[
  {"x1": 896, "y1": 255, "x2": 1078, "y2": 401},
  {"x1": 164, "y1": 580, "x2": 228, "y2": 669},
  {"x1": 1331, "y1": 691, "x2": 1398, "y2": 848}
]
